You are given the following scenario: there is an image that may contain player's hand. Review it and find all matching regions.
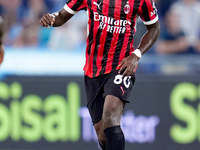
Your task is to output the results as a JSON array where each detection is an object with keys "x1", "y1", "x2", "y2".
[
  {"x1": 39, "y1": 13, "x2": 55, "y2": 28},
  {"x1": 118, "y1": 53, "x2": 140, "y2": 77}
]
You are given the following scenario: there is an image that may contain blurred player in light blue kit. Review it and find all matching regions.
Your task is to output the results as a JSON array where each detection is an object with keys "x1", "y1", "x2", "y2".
[{"x1": 0, "y1": 16, "x2": 4, "y2": 66}]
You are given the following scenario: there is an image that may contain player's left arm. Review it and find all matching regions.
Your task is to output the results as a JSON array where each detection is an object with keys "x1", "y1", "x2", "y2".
[
  {"x1": 137, "y1": 20, "x2": 160, "y2": 54},
  {"x1": 118, "y1": 20, "x2": 160, "y2": 76}
]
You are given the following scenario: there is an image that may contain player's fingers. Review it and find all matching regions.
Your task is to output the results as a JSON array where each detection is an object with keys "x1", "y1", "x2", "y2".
[
  {"x1": 118, "y1": 59, "x2": 125, "y2": 73},
  {"x1": 40, "y1": 15, "x2": 49, "y2": 26},
  {"x1": 118, "y1": 60, "x2": 124, "y2": 68},
  {"x1": 40, "y1": 19, "x2": 49, "y2": 28},
  {"x1": 51, "y1": 21, "x2": 54, "y2": 26},
  {"x1": 50, "y1": 14, "x2": 55, "y2": 26},
  {"x1": 46, "y1": 13, "x2": 55, "y2": 26},
  {"x1": 118, "y1": 64, "x2": 126, "y2": 74},
  {"x1": 39, "y1": 19, "x2": 45, "y2": 27},
  {"x1": 42, "y1": 14, "x2": 52, "y2": 26},
  {"x1": 52, "y1": 15, "x2": 55, "y2": 22},
  {"x1": 122, "y1": 66, "x2": 134, "y2": 77},
  {"x1": 122, "y1": 66, "x2": 131, "y2": 76},
  {"x1": 39, "y1": 19, "x2": 45, "y2": 26},
  {"x1": 122, "y1": 68, "x2": 128, "y2": 77}
]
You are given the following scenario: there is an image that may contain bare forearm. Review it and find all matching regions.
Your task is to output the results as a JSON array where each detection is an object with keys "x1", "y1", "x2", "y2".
[
  {"x1": 52, "y1": 9, "x2": 73, "y2": 27},
  {"x1": 137, "y1": 21, "x2": 160, "y2": 55},
  {"x1": 40, "y1": 9, "x2": 73, "y2": 28}
]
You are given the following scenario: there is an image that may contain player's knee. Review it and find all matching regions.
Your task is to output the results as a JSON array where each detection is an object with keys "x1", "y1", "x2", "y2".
[
  {"x1": 103, "y1": 105, "x2": 118, "y2": 119},
  {"x1": 102, "y1": 108, "x2": 120, "y2": 128},
  {"x1": 102, "y1": 95, "x2": 124, "y2": 129}
]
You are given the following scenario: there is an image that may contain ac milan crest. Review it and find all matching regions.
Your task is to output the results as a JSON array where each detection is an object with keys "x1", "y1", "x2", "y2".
[{"x1": 124, "y1": 1, "x2": 130, "y2": 14}]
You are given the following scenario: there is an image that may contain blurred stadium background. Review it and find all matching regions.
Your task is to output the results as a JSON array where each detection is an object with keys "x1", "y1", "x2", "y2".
[{"x1": 0, "y1": 0, "x2": 200, "y2": 150}]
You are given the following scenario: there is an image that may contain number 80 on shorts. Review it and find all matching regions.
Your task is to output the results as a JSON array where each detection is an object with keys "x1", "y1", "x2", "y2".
[{"x1": 113, "y1": 75, "x2": 131, "y2": 88}]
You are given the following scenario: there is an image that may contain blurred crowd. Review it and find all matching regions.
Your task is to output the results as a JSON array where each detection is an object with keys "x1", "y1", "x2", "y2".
[
  {"x1": 0, "y1": 0, "x2": 87, "y2": 50},
  {"x1": 0, "y1": 0, "x2": 200, "y2": 54},
  {"x1": 155, "y1": 0, "x2": 200, "y2": 55}
]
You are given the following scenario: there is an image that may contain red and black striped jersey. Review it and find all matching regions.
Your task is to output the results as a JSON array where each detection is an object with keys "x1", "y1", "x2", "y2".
[{"x1": 64, "y1": 0, "x2": 158, "y2": 78}]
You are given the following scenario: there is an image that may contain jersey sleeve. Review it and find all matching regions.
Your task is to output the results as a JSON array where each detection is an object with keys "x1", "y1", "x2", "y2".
[
  {"x1": 64, "y1": 0, "x2": 86, "y2": 15},
  {"x1": 138, "y1": 0, "x2": 158, "y2": 25}
]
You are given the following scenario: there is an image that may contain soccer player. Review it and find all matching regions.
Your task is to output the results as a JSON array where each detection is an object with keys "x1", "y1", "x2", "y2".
[
  {"x1": 40, "y1": 0, "x2": 160, "y2": 149},
  {"x1": 0, "y1": 16, "x2": 4, "y2": 66}
]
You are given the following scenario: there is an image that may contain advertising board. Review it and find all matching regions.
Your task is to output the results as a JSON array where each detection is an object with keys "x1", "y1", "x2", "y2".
[{"x1": 0, "y1": 75, "x2": 199, "y2": 150}]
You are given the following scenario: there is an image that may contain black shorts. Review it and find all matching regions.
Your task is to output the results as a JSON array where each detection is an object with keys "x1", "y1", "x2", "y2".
[{"x1": 84, "y1": 70, "x2": 135, "y2": 124}]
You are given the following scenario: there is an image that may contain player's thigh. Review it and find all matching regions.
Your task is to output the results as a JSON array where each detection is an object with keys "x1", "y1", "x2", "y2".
[
  {"x1": 103, "y1": 70, "x2": 135, "y2": 103},
  {"x1": 102, "y1": 95, "x2": 124, "y2": 128},
  {"x1": 102, "y1": 70, "x2": 135, "y2": 128},
  {"x1": 84, "y1": 74, "x2": 109, "y2": 124}
]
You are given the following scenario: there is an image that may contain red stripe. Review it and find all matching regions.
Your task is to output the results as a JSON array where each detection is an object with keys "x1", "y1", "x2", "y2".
[
  {"x1": 146, "y1": 0, "x2": 157, "y2": 20},
  {"x1": 95, "y1": 0, "x2": 110, "y2": 76},
  {"x1": 138, "y1": 0, "x2": 144, "y2": 17},
  {"x1": 104, "y1": 0, "x2": 122, "y2": 74},
  {"x1": 83, "y1": 0, "x2": 89, "y2": 73},
  {"x1": 84, "y1": 1, "x2": 93, "y2": 77},
  {"x1": 67, "y1": 0, "x2": 79, "y2": 8},
  {"x1": 84, "y1": 31, "x2": 90, "y2": 75},
  {"x1": 67, "y1": 0, "x2": 86, "y2": 11}
]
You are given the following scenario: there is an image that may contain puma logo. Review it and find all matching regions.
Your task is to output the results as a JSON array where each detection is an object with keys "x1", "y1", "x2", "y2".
[
  {"x1": 120, "y1": 86, "x2": 126, "y2": 95},
  {"x1": 93, "y1": 2, "x2": 101, "y2": 9}
]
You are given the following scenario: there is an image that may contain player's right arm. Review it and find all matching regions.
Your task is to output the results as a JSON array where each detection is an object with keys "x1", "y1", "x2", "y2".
[
  {"x1": 39, "y1": 8, "x2": 74, "y2": 28},
  {"x1": 40, "y1": 0, "x2": 86, "y2": 28}
]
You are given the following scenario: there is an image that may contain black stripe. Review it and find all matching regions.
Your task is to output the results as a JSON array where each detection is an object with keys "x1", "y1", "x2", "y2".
[
  {"x1": 150, "y1": 0, "x2": 158, "y2": 16},
  {"x1": 133, "y1": 0, "x2": 141, "y2": 14},
  {"x1": 99, "y1": 0, "x2": 116, "y2": 75},
  {"x1": 142, "y1": 0, "x2": 150, "y2": 21},
  {"x1": 68, "y1": 0, "x2": 84, "y2": 11},
  {"x1": 111, "y1": 0, "x2": 127, "y2": 70},
  {"x1": 92, "y1": 0, "x2": 103, "y2": 77}
]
